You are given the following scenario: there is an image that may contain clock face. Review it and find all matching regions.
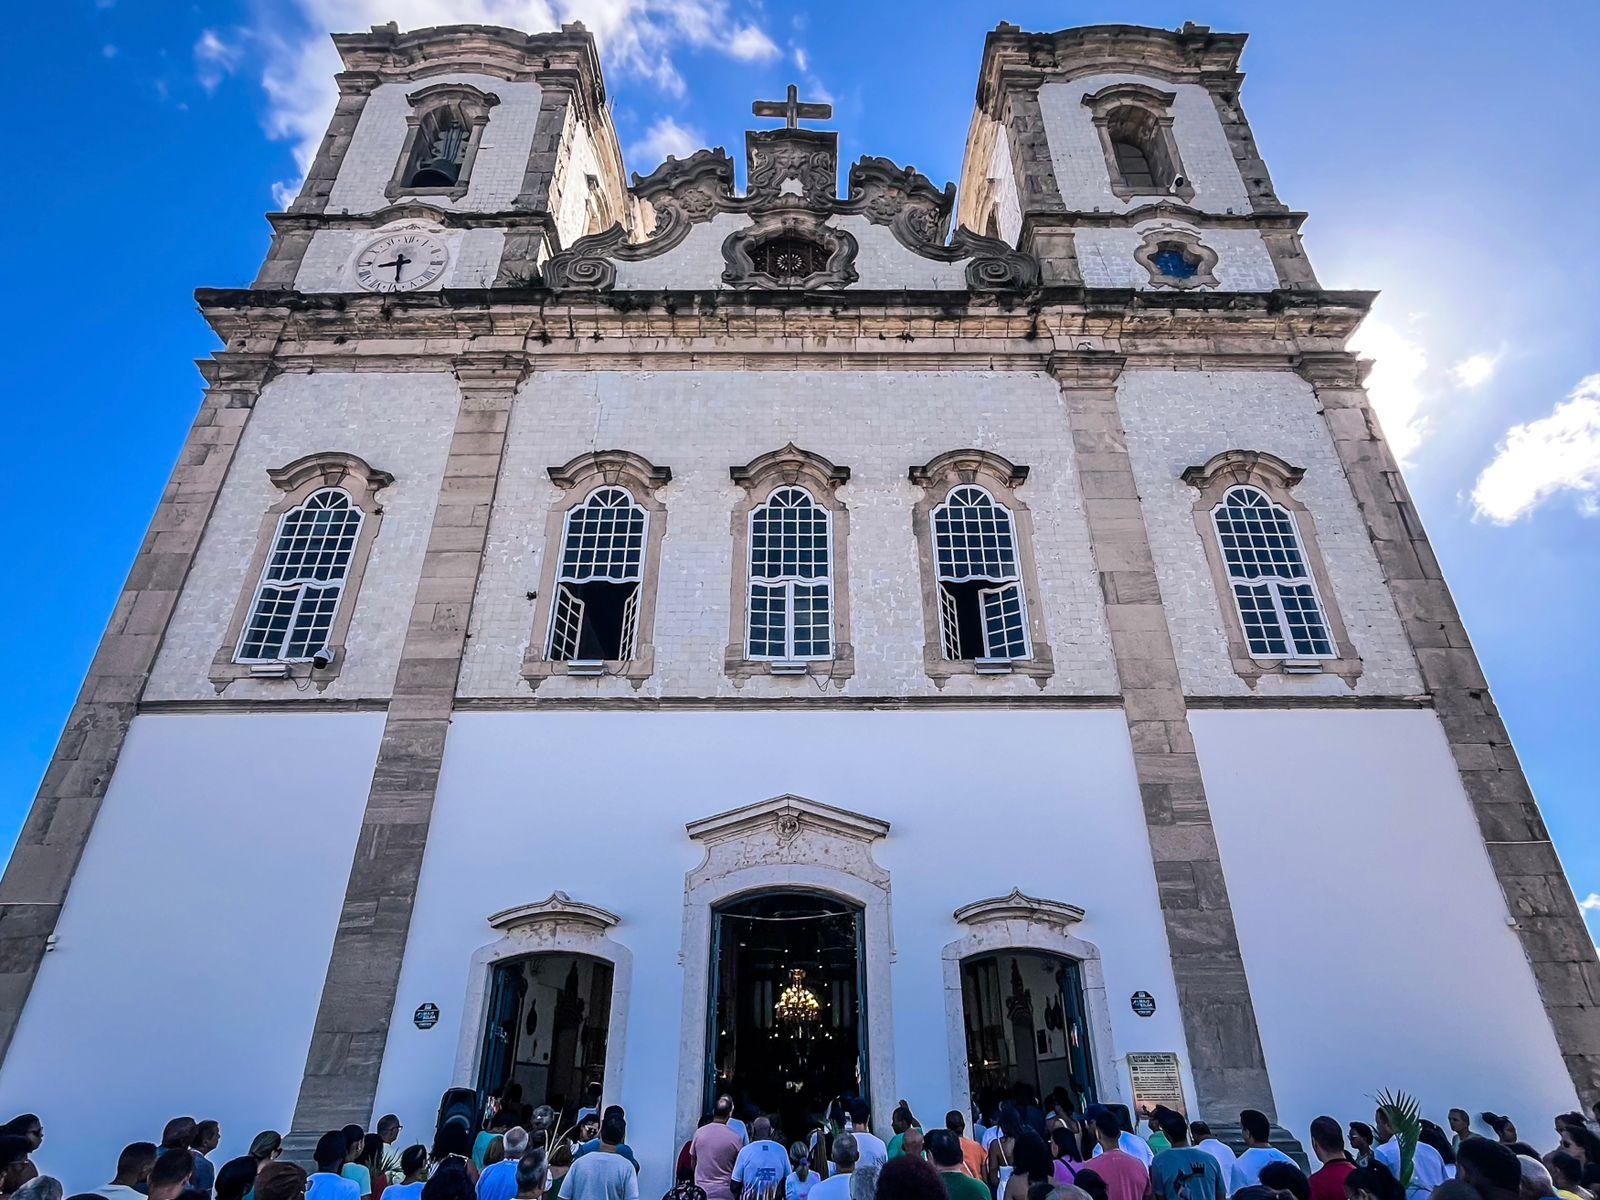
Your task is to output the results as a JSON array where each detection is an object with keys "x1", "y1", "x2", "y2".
[{"x1": 353, "y1": 231, "x2": 449, "y2": 293}]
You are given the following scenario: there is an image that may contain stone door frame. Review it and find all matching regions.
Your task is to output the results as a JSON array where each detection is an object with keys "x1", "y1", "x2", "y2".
[
  {"x1": 675, "y1": 794, "x2": 896, "y2": 1147},
  {"x1": 941, "y1": 890, "x2": 1123, "y2": 1117},
  {"x1": 453, "y1": 892, "x2": 634, "y2": 1108}
]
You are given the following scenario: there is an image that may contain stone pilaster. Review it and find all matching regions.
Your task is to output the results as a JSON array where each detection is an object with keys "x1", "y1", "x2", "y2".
[
  {"x1": 1051, "y1": 352, "x2": 1278, "y2": 1122},
  {"x1": 1299, "y1": 351, "x2": 1600, "y2": 1098},
  {"x1": 1001, "y1": 82, "x2": 1081, "y2": 287},
  {"x1": 287, "y1": 352, "x2": 528, "y2": 1146},
  {"x1": 289, "y1": 74, "x2": 378, "y2": 217},
  {"x1": 0, "y1": 349, "x2": 275, "y2": 1063}
]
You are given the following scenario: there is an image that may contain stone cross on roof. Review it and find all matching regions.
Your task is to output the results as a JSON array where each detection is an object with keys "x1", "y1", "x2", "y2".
[{"x1": 752, "y1": 83, "x2": 832, "y2": 130}]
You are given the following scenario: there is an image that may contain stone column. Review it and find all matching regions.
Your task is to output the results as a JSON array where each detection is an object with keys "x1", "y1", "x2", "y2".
[
  {"x1": 287, "y1": 352, "x2": 528, "y2": 1147},
  {"x1": 1299, "y1": 351, "x2": 1600, "y2": 1098},
  {"x1": 1051, "y1": 352, "x2": 1279, "y2": 1124},
  {"x1": 0, "y1": 349, "x2": 275, "y2": 1063}
]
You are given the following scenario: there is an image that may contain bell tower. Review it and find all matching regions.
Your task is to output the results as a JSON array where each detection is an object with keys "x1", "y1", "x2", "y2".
[{"x1": 254, "y1": 21, "x2": 639, "y2": 294}]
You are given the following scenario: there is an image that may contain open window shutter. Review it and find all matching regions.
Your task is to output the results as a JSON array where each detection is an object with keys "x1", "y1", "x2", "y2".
[
  {"x1": 548, "y1": 584, "x2": 585, "y2": 662},
  {"x1": 619, "y1": 583, "x2": 641, "y2": 661},
  {"x1": 980, "y1": 582, "x2": 1029, "y2": 659},
  {"x1": 937, "y1": 585, "x2": 961, "y2": 660}
]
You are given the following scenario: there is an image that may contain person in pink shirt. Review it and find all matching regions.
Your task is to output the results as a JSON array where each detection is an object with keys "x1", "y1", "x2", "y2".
[
  {"x1": 1086, "y1": 1111, "x2": 1149, "y2": 1200},
  {"x1": 693, "y1": 1099, "x2": 745, "y2": 1200}
]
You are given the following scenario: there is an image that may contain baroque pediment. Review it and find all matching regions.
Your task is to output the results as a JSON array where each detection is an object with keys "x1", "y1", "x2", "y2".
[
  {"x1": 684, "y1": 794, "x2": 890, "y2": 891},
  {"x1": 487, "y1": 891, "x2": 620, "y2": 935},
  {"x1": 953, "y1": 888, "x2": 1086, "y2": 930},
  {"x1": 542, "y1": 125, "x2": 1038, "y2": 294}
]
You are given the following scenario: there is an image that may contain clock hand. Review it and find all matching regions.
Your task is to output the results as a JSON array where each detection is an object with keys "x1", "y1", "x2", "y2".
[{"x1": 391, "y1": 252, "x2": 411, "y2": 281}]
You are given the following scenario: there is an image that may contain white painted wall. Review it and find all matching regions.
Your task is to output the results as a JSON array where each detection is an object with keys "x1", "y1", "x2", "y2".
[
  {"x1": 1195, "y1": 707, "x2": 1577, "y2": 1144},
  {"x1": 1037, "y1": 75, "x2": 1251, "y2": 215},
  {"x1": 1075, "y1": 223, "x2": 1278, "y2": 291},
  {"x1": 1117, "y1": 369, "x2": 1422, "y2": 698},
  {"x1": 147, "y1": 372, "x2": 459, "y2": 702},
  {"x1": 326, "y1": 76, "x2": 543, "y2": 215},
  {"x1": 295, "y1": 224, "x2": 507, "y2": 292},
  {"x1": 371, "y1": 708, "x2": 1190, "y2": 1199},
  {"x1": 0, "y1": 713, "x2": 383, "y2": 1192},
  {"x1": 612, "y1": 214, "x2": 970, "y2": 291},
  {"x1": 461, "y1": 369, "x2": 1117, "y2": 699}
]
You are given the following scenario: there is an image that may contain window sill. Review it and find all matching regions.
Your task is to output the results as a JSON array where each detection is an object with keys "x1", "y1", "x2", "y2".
[
  {"x1": 974, "y1": 657, "x2": 1017, "y2": 675},
  {"x1": 723, "y1": 643, "x2": 855, "y2": 685},
  {"x1": 210, "y1": 647, "x2": 344, "y2": 692},
  {"x1": 383, "y1": 182, "x2": 471, "y2": 202}
]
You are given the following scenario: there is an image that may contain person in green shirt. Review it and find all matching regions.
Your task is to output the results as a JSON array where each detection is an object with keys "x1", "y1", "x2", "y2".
[
  {"x1": 927, "y1": 1131, "x2": 989, "y2": 1200},
  {"x1": 887, "y1": 1105, "x2": 924, "y2": 1161}
]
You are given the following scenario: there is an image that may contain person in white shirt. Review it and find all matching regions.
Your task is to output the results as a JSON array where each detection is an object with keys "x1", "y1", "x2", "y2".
[
  {"x1": 383, "y1": 1148, "x2": 431, "y2": 1200},
  {"x1": 718, "y1": 1100, "x2": 749, "y2": 1149},
  {"x1": 1187, "y1": 1123, "x2": 1237, "y2": 1190},
  {"x1": 807, "y1": 1134, "x2": 858, "y2": 1200},
  {"x1": 560, "y1": 1113, "x2": 638, "y2": 1200},
  {"x1": 1231, "y1": 1111, "x2": 1293, "y2": 1193},
  {"x1": 309, "y1": 1134, "x2": 361, "y2": 1200},
  {"x1": 1373, "y1": 1109, "x2": 1447, "y2": 1199},
  {"x1": 785, "y1": 1142, "x2": 819, "y2": 1200},
  {"x1": 845, "y1": 1102, "x2": 888, "y2": 1171},
  {"x1": 732, "y1": 1120, "x2": 790, "y2": 1200},
  {"x1": 94, "y1": 1143, "x2": 157, "y2": 1200}
]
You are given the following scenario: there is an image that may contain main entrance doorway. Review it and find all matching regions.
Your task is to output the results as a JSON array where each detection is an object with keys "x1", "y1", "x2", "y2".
[
  {"x1": 707, "y1": 892, "x2": 867, "y2": 1139},
  {"x1": 476, "y1": 953, "x2": 613, "y2": 1121},
  {"x1": 961, "y1": 950, "x2": 1097, "y2": 1112}
]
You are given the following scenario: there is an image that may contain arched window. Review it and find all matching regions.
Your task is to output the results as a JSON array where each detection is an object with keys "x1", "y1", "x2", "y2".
[
  {"x1": 1082, "y1": 85, "x2": 1192, "y2": 202},
  {"x1": 386, "y1": 84, "x2": 499, "y2": 201},
  {"x1": 747, "y1": 487, "x2": 832, "y2": 661},
  {"x1": 931, "y1": 485, "x2": 1029, "y2": 662},
  {"x1": 1212, "y1": 485, "x2": 1333, "y2": 659},
  {"x1": 546, "y1": 486, "x2": 650, "y2": 663},
  {"x1": 405, "y1": 104, "x2": 470, "y2": 188},
  {"x1": 237, "y1": 488, "x2": 362, "y2": 663}
]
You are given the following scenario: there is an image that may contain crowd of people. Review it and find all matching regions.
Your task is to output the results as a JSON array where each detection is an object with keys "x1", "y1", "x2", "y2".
[{"x1": 7, "y1": 1090, "x2": 1600, "y2": 1200}]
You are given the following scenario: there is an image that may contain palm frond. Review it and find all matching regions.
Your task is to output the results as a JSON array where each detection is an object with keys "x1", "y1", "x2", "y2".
[{"x1": 1375, "y1": 1089, "x2": 1421, "y2": 1189}]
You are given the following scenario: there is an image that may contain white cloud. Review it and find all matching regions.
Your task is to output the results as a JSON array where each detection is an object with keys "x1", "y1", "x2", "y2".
[
  {"x1": 793, "y1": 46, "x2": 808, "y2": 72},
  {"x1": 1582, "y1": 893, "x2": 1600, "y2": 911},
  {"x1": 1450, "y1": 351, "x2": 1501, "y2": 391},
  {"x1": 101, "y1": 44, "x2": 118, "y2": 59},
  {"x1": 195, "y1": 28, "x2": 243, "y2": 91},
  {"x1": 630, "y1": 115, "x2": 704, "y2": 167},
  {"x1": 1349, "y1": 318, "x2": 1431, "y2": 464},
  {"x1": 1471, "y1": 373, "x2": 1600, "y2": 524},
  {"x1": 254, "y1": 2, "x2": 780, "y2": 203},
  {"x1": 727, "y1": 24, "x2": 779, "y2": 61}
]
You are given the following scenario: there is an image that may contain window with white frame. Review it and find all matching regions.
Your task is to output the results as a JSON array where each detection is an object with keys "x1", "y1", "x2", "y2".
[
  {"x1": 546, "y1": 486, "x2": 649, "y2": 662},
  {"x1": 237, "y1": 488, "x2": 362, "y2": 663},
  {"x1": 747, "y1": 486, "x2": 832, "y2": 660},
  {"x1": 931, "y1": 485, "x2": 1030, "y2": 661},
  {"x1": 1212, "y1": 484, "x2": 1334, "y2": 659}
]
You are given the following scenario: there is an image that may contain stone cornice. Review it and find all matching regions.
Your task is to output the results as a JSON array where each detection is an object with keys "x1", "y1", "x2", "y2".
[
  {"x1": 976, "y1": 21, "x2": 1247, "y2": 117},
  {"x1": 1022, "y1": 206, "x2": 1307, "y2": 232},
  {"x1": 332, "y1": 22, "x2": 607, "y2": 114},
  {"x1": 265, "y1": 207, "x2": 556, "y2": 235}
]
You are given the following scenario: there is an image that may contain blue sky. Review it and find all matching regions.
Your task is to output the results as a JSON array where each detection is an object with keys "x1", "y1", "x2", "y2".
[{"x1": 6, "y1": 2, "x2": 1598, "y2": 925}]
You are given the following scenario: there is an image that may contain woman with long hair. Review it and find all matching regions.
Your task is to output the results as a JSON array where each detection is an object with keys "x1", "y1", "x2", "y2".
[
  {"x1": 1005, "y1": 1132, "x2": 1052, "y2": 1200},
  {"x1": 987, "y1": 1109, "x2": 1021, "y2": 1198},
  {"x1": 1049, "y1": 1128, "x2": 1082, "y2": 1186},
  {"x1": 358, "y1": 1135, "x2": 390, "y2": 1200}
]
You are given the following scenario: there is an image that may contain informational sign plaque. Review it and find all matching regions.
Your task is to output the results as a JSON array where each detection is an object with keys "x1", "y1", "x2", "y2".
[
  {"x1": 1130, "y1": 990, "x2": 1157, "y2": 1017},
  {"x1": 414, "y1": 1002, "x2": 440, "y2": 1030},
  {"x1": 1127, "y1": 1051, "x2": 1186, "y2": 1118}
]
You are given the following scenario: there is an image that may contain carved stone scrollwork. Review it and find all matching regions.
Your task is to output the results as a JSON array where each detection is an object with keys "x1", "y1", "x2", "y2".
[
  {"x1": 544, "y1": 129, "x2": 1041, "y2": 294},
  {"x1": 722, "y1": 211, "x2": 859, "y2": 290}
]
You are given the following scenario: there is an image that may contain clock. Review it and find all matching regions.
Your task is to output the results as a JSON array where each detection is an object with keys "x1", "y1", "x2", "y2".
[{"x1": 353, "y1": 231, "x2": 449, "y2": 293}]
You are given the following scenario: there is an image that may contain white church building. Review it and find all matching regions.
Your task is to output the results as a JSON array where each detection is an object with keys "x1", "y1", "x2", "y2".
[{"x1": 0, "y1": 18, "x2": 1594, "y2": 1192}]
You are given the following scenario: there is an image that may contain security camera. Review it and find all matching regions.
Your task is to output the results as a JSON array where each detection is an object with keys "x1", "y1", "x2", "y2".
[
  {"x1": 311, "y1": 646, "x2": 338, "y2": 670},
  {"x1": 1169, "y1": 175, "x2": 1187, "y2": 193}
]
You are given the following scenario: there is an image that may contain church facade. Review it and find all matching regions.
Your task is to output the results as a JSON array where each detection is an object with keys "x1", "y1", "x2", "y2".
[{"x1": 1, "y1": 18, "x2": 1595, "y2": 1191}]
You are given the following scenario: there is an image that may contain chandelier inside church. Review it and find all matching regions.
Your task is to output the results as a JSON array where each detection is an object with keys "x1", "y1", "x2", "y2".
[{"x1": 775, "y1": 968, "x2": 820, "y2": 1028}]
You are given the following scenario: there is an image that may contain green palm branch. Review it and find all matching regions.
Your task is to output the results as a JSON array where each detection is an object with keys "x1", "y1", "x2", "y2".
[{"x1": 1376, "y1": 1089, "x2": 1421, "y2": 1189}]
